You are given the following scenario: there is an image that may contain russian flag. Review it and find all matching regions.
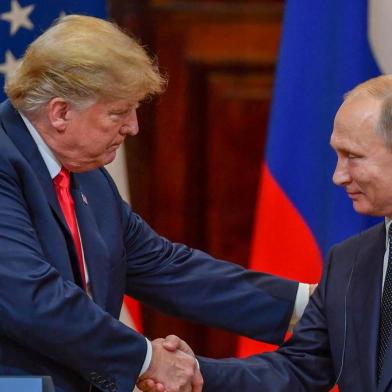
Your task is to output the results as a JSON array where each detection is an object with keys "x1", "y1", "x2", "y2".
[{"x1": 238, "y1": 0, "x2": 389, "y2": 359}]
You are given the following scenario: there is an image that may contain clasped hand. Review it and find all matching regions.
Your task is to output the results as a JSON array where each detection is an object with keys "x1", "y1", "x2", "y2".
[{"x1": 137, "y1": 335, "x2": 203, "y2": 392}]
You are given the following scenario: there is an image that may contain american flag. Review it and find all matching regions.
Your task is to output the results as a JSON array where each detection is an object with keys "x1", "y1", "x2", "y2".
[
  {"x1": 0, "y1": 0, "x2": 143, "y2": 334},
  {"x1": 0, "y1": 0, "x2": 106, "y2": 99}
]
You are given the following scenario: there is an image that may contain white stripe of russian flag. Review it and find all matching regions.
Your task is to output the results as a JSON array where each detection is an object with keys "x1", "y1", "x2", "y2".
[{"x1": 368, "y1": 0, "x2": 392, "y2": 73}]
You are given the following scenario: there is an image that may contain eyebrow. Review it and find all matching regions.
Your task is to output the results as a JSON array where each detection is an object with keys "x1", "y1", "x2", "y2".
[{"x1": 110, "y1": 102, "x2": 139, "y2": 112}]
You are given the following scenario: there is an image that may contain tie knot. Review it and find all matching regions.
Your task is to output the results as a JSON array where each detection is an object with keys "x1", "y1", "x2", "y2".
[{"x1": 53, "y1": 167, "x2": 71, "y2": 189}]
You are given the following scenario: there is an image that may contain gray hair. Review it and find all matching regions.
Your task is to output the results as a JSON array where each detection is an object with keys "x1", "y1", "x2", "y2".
[{"x1": 345, "y1": 75, "x2": 392, "y2": 148}]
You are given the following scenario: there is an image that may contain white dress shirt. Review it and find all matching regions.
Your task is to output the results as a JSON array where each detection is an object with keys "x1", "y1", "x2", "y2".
[{"x1": 383, "y1": 218, "x2": 392, "y2": 291}]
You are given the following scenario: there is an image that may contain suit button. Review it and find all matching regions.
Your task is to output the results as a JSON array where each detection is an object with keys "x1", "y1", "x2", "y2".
[{"x1": 89, "y1": 372, "x2": 98, "y2": 382}]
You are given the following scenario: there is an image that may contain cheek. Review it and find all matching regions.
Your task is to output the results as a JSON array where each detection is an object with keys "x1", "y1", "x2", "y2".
[
  {"x1": 350, "y1": 165, "x2": 370, "y2": 184},
  {"x1": 91, "y1": 125, "x2": 118, "y2": 144}
]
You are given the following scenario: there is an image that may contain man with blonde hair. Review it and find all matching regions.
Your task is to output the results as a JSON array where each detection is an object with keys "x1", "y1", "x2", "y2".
[
  {"x1": 168, "y1": 74, "x2": 392, "y2": 392},
  {"x1": 0, "y1": 14, "x2": 310, "y2": 392}
]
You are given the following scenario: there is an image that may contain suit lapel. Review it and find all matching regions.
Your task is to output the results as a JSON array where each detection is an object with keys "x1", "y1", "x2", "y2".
[
  {"x1": 0, "y1": 101, "x2": 67, "y2": 229},
  {"x1": 378, "y1": 233, "x2": 392, "y2": 392},
  {"x1": 71, "y1": 175, "x2": 109, "y2": 309},
  {"x1": 0, "y1": 101, "x2": 112, "y2": 308},
  {"x1": 0, "y1": 100, "x2": 92, "y2": 290},
  {"x1": 379, "y1": 354, "x2": 392, "y2": 391},
  {"x1": 351, "y1": 224, "x2": 385, "y2": 391}
]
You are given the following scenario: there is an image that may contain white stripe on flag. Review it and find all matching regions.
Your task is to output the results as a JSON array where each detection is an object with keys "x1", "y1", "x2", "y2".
[
  {"x1": 368, "y1": 0, "x2": 392, "y2": 74},
  {"x1": 119, "y1": 303, "x2": 136, "y2": 330},
  {"x1": 105, "y1": 145, "x2": 136, "y2": 329},
  {"x1": 105, "y1": 144, "x2": 131, "y2": 203}
]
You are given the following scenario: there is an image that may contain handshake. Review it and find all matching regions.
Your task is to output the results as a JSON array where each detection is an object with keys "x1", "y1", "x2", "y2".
[
  {"x1": 137, "y1": 335, "x2": 203, "y2": 392},
  {"x1": 136, "y1": 284, "x2": 319, "y2": 392}
]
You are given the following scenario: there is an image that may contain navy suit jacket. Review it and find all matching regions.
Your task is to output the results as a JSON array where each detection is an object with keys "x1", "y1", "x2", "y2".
[
  {"x1": 200, "y1": 223, "x2": 392, "y2": 392},
  {"x1": 0, "y1": 100, "x2": 298, "y2": 392}
]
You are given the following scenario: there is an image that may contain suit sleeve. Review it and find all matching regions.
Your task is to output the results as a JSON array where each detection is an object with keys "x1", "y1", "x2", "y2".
[
  {"x1": 0, "y1": 170, "x2": 147, "y2": 392},
  {"x1": 198, "y1": 250, "x2": 337, "y2": 392},
  {"x1": 121, "y1": 201, "x2": 299, "y2": 345}
]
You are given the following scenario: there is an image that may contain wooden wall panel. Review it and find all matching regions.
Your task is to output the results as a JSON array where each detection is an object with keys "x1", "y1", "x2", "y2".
[
  {"x1": 109, "y1": 0, "x2": 283, "y2": 358},
  {"x1": 206, "y1": 71, "x2": 273, "y2": 266},
  {"x1": 204, "y1": 70, "x2": 275, "y2": 356}
]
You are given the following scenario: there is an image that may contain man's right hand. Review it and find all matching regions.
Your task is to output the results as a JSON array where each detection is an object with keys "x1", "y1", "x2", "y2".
[
  {"x1": 161, "y1": 335, "x2": 196, "y2": 358},
  {"x1": 137, "y1": 338, "x2": 203, "y2": 392}
]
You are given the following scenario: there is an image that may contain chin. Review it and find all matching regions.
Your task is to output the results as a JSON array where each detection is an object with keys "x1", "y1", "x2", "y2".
[
  {"x1": 103, "y1": 151, "x2": 117, "y2": 166},
  {"x1": 352, "y1": 202, "x2": 379, "y2": 216},
  {"x1": 352, "y1": 201, "x2": 368, "y2": 214},
  {"x1": 66, "y1": 160, "x2": 104, "y2": 173}
]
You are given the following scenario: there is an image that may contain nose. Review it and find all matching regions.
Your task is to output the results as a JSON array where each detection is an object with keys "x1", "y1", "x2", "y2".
[
  {"x1": 332, "y1": 156, "x2": 351, "y2": 186},
  {"x1": 120, "y1": 109, "x2": 139, "y2": 136}
]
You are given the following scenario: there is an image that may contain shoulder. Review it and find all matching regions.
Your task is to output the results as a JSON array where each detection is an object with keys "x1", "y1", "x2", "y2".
[
  {"x1": 324, "y1": 222, "x2": 385, "y2": 281},
  {"x1": 0, "y1": 100, "x2": 33, "y2": 175},
  {"x1": 0, "y1": 126, "x2": 27, "y2": 179},
  {"x1": 331, "y1": 223, "x2": 384, "y2": 255}
]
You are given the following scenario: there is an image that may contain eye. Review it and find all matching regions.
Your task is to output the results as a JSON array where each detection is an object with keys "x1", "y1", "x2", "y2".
[
  {"x1": 110, "y1": 110, "x2": 127, "y2": 116},
  {"x1": 109, "y1": 110, "x2": 128, "y2": 122},
  {"x1": 347, "y1": 153, "x2": 363, "y2": 160}
]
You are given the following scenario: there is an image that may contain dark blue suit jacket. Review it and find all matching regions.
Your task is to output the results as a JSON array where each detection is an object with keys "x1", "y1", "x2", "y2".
[
  {"x1": 200, "y1": 223, "x2": 392, "y2": 392},
  {"x1": 0, "y1": 100, "x2": 298, "y2": 392}
]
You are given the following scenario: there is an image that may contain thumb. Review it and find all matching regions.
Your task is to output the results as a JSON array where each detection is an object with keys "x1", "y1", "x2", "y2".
[{"x1": 162, "y1": 334, "x2": 182, "y2": 352}]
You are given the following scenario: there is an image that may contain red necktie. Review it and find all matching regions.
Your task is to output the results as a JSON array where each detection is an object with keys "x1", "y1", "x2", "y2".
[{"x1": 53, "y1": 168, "x2": 86, "y2": 289}]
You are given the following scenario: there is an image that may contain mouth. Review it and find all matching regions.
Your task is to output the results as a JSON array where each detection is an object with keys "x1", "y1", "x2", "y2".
[
  {"x1": 346, "y1": 191, "x2": 362, "y2": 200},
  {"x1": 108, "y1": 143, "x2": 121, "y2": 152}
]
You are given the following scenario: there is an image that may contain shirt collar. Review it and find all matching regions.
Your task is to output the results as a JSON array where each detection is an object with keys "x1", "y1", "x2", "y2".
[
  {"x1": 19, "y1": 111, "x2": 62, "y2": 179},
  {"x1": 385, "y1": 217, "x2": 391, "y2": 247}
]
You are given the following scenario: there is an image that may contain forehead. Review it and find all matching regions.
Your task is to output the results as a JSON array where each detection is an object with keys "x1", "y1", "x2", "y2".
[
  {"x1": 82, "y1": 99, "x2": 137, "y2": 114},
  {"x1": 330, "y1": 95, "x2": 382, "y2": 149},
  {"x1": 105, "y1": 99, "x2": 138, "y2": 109}
]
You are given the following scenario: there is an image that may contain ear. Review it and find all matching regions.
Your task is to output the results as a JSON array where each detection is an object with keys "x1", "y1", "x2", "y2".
[{"x1": 46, "y1": 98, "x2": 72, "y2": 132}]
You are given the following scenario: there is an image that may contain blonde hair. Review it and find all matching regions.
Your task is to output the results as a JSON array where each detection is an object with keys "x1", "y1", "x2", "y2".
[
  {"x1": 6, "y1": 15, "x2": 166, "y2": 113},
  {"x1": 345, "y1": 75, "x2": 392, "y2": 148}
]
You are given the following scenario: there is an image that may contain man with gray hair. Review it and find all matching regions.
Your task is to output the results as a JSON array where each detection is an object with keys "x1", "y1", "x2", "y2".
[
  {"x1": 0, "y1": 14, "x2": 312, "y2": 392},
  {"x1": 164, "y1": 74, "x2": 392, "y2": 392}
]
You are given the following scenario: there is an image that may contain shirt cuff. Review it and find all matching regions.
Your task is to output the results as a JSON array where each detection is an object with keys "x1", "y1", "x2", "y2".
[
  {"x1": 139, "y1": 338, "x2": 152, "y2": 376},
  {"x1": 288, "y1": 283, "x2": 310, "y2": 332}
]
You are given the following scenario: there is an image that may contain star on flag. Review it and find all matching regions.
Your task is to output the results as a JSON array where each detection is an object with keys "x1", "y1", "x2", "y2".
[
  {"x1": 0, "y1": 0, "x2": 35, "y2": 36},
  {"x1": 0, "y1": 1, "x2": 106, "y2": 83},
  {"x1": 0, "y1": 50, "x2": 21, "y2": 80}
]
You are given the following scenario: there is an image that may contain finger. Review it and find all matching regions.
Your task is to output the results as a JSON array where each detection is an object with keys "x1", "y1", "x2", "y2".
[
  {"x1": 163, "y1": 335, "x2": 195, "y2": 357},
  {"x1": 162, "y1": 334, "x2": 182, "y2": 351},
  {"x1": 136, "y1": 379, "x2": 152, "y2": 391},
  {"x1": 137, "y1": 379, "x2": 159, "y2": 391},
  {"x1": 155, "y1": 382, "x2": 166, "y2": 392},
  {"x1": 191, "y1": 364, "x2": 204, "y2": 392},
  {"x1": 148, "y1": 380, "x2": 166, "y2": 392},
  {"x1": 179, "y1": 384, "x2": 192, "y2": 392},
  {"x1": 137, "y1": 384, "x2": 165, "y2": 392}
]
